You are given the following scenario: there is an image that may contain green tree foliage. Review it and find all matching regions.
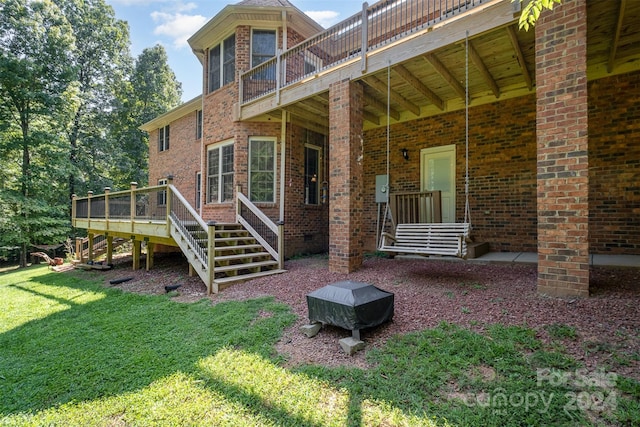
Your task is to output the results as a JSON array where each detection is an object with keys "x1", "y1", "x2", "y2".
[
  {"x1": 0, "y1": 0, "x2": 183, "y2": 266},
  {"x1": 514, "y1": 0, "x2": 563, "y2": 31},
  {"x1": 0, "y1": 0, "x2": 77, "y2": 266},
  {"x1": 108, "y1": 45, "x2": 183, "y2": 187},
  {"x1": 55, "y1": 0, "x2": 133, "y2": 198}
]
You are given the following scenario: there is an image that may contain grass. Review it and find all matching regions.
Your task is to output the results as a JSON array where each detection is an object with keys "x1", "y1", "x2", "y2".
[{"x1": 1, "y1": 265, "x2": 639, "y2": 426}]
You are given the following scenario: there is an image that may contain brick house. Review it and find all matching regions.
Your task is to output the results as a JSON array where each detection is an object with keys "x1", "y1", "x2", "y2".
[{"x1": 80, "y1": 0, "x2": 639, "y2": 297}]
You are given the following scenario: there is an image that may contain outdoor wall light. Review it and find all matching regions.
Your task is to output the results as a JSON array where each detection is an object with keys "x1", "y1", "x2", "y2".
[{"x1": 401, "y1": 148, "x2": 409, "y2": 161}]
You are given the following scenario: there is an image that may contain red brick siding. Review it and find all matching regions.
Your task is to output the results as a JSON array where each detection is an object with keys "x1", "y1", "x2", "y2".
[
  {"x1": 589, "y1": 70, "x2": 640, "y2": 253},
  {"x1": 362, "y1": 96, "x2": 538, "y2": 253},
  {"x1": 148, "y1": 112, "x2": 200, "y2": 207},
  {"x1": 328, "y1": 79, "x2": 364, "y2": 273},
  {"x1": 283, "y1": 125, "x2": 329, "y2": 256},
  {"x1": 535, "y1": 0, "x2": 589, "y2": 297}
]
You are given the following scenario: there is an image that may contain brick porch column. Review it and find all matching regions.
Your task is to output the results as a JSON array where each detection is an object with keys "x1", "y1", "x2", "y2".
[
  {"x1": 328, "y1": 79, "x2": 364, "y2": 273},
  {"x1": 535, "y1": 0, "x2": 589, "y2": 297}
]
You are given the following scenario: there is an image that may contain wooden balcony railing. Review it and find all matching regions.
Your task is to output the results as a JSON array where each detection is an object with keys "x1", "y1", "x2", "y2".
[
  {"x1": 241, "y1": 0, "x2": 482, "y2": 104},
  {"x1": 390, "y1": 190, "x2": 442, "y2": 225}
]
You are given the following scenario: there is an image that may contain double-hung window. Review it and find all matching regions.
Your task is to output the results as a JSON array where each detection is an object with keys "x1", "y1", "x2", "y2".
[
  {"x1": 207, "y1": 141, "x2": 234, "y2": 203},
  {"x1": 158, "y1": 125, "x2": 169, "y2": 151},
  {"x1": 249, "y1": 137, "x2": 276, "y2": 203},
  {"x1": 251, "y1": 29, "x2": 276, "y2": 80},
  {"x1": 196, "y1": 110, "x2": 202, "y2": 140},
  {"x1": 208, "y1": 34, "x2": 235, "y2": 93},
  {"x1": 157, "y1": 178, "x2": 167, "y2": 206}
]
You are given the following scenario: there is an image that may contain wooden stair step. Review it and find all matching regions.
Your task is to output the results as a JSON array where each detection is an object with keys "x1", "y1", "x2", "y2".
[
  {"x1": 214, "y1": 244, "x2": 263, "y2": 253},
  {"x1": 214, "y1": 269, "x2": 286, "y2": 285},
  {"x1": 215, "y1": 252, "x2": 271, "y2": 262},
  {"x1": 216, "y1": 236, "x2": 255, "y2": 243},
  {"x1": 214, "y1": 260, "x2": 278, "y2": 273}
]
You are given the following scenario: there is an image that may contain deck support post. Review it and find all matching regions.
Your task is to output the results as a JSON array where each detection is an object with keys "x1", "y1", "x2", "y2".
[
  {"x1": 88, "y1": 233, "x2": 94, "y2": 262},
  {"x1": 106, "y1": 235, "x2": 113, "y2": 265},
  {"x1": 132, "y1": 239, "x2": 141, "y2": 270},
  {"x1": 146, "y1": 240, "x2": 155, "y2": 271}
]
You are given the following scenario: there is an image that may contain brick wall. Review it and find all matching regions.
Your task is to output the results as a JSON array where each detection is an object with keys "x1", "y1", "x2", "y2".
[
  {"x1": 148, "y1": 111, "x2": 201, "y2": 207},
  {"x1": 589, "y1": 70, "x2": 640, "y2": 253},
  {"x1": 283, "y1": 125, "x2": 329, "y2": 256},
  {"x1": 328, "y1": 79, "x2": 364, "y2": 273},
  {"x1": 535, "y1": 0, "x2": 589, "y2": 297},
  {"x1": 362, "y1": 96, "x2": 538, "y2": 253}
]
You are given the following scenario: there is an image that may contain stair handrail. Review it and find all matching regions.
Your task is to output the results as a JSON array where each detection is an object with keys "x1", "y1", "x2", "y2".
[
  {"x1": 167, "y1": 184, "x2": 209, "y2": 266},
  {"x1": 236, "y1": 191, "x2": 283, "y2": 267}
]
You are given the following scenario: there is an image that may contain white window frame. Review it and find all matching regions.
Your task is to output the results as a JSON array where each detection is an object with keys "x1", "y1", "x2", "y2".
[
  {"x1": 208, "y1": 33, "x2": 235, "y2": 93},
  {"x1": 196, "y1": 110, "x2": 202, "y2": 140},
  {"x1": 249, "y1": 137, "x2": 277, "y2": 203},
  {"x1": 157, "y1": 178, "x2": 167, "y2": 206},
  {"x1": 195, "y1": 172, "x2": 201, "y2": 210},
  {"x1": 158, "y1": 125, "x2": 169, "y2": 152},
  {"x1": 207, "y1": 140, "x2": 234, "y2": 204}
]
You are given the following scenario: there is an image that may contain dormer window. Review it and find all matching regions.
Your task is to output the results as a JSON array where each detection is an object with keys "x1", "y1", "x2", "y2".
[
  {"x1": 251, "y1": 30, "x2": 276, "y2": 67},
  {"x1": 208, "y1": 34, "x2": 235, "y2": 93}
]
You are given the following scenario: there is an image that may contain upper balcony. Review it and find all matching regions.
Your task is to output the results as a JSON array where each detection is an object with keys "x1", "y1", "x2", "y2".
[{"x1": 238, "y1": 0, "x2": 640, "y2": 132}]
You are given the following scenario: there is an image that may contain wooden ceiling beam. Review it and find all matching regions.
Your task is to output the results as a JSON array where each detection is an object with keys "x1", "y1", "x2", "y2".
[
  {"x1": 607, "y1": 0, "x2": 627, "y2": 73},
  {"x1": 363, "y1": 111, "x2": 380, "y2": 125},
  {"x1": 393, "y1": 64, "x2": 445, "y2": 110},
  {"x1": 363, "y1": 76, "x2": 421, "y2": 116},
  {"x1": 297, "y1": 98, "x2": 328, "y2": 116},
  {"x1": 363, "y1": 92, "x2": 401, "y2": 121},
  {"x1": 424, "y1": 53, "x2": 466, "y2": 100},
  {"x1": 467, "y1": 41, "x2": 501, "y2": 99},
  {"x1": 283, "y1": 106, "x2": 329, "y2": 128},
  {"x1": 506, "y1": 25, "x2": 533, "y2": 91}
]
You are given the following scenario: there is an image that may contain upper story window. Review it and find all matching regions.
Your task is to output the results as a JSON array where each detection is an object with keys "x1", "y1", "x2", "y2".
[
  {"x1": 158, "y1": 125, "x2": 170, "y2": 152},
  {"x1": 207, "y1": 141, "x2": 234, "y2": 203},
  {"x1": 249, "y1": 137, "x2": 276, "y2": 203},
  {"x1": 196, "y1": 110, "x2": 202, "y2": 140},
  {"x1": 208, "y1": 34, "x2": 235, "y2": 93},
  {"x1": 251, "y1": 30, "x2": 276, "y2": 67}
]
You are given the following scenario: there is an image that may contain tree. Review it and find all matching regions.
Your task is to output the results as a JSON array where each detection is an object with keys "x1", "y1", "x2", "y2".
[
  {"x1": 107, "y1": 45, "x2": 182, "y2": 187},
  {"x1": 54, "y1": 0, "x2": 132, "y2": 198},
  {"x1": 0, "y1": 0, "x2": 77, "y2": 266},
  {"x1": 514, "y1": 0, "x2": 563, "y2": 31}
]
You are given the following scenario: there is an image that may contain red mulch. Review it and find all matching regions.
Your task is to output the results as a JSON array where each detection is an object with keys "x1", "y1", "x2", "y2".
[{"x1": 73, "y1": 252, "x2": 640, "y2": 381}]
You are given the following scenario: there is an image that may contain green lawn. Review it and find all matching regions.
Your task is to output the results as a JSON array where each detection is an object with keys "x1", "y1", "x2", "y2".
[{"x1": 0, "y1": 266, "x2": 638, "y2": 426}]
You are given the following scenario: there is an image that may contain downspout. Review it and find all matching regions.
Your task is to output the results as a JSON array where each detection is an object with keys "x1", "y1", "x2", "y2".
[
  {"x1": 279, "y1": 110, "x2": 287, "y2": 222},
  {"x1": 279, "y1": 10, "x2": 288, "y2": 223}
]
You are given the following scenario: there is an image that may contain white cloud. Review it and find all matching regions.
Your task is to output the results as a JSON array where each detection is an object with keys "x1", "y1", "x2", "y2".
[
  {"x1": 151, "y1": 9, "x2": 207, "y2": 49},
  {"x1": 304, "y1": 10, "x2": 340, "y2": 28}
]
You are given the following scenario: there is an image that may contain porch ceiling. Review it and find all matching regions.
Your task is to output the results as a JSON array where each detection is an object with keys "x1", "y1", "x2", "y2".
[{"x1": 247, "y1": 0, "x2": 640, "y2": 134}]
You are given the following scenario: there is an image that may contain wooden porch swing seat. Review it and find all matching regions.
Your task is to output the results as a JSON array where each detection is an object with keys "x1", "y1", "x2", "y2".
[{"x1": 379, "y1": 223, "x2": 470, "y2": 258}]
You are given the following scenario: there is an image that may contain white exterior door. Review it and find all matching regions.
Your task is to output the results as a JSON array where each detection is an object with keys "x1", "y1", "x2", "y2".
[{"x1": 421, "y1": 144, "x2": 456, "y2": 222}]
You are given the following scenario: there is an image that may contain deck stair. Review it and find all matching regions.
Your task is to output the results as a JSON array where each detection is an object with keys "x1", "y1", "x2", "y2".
[{"x1": 170, "y1": 216, "x2": 285, "y2": 293}]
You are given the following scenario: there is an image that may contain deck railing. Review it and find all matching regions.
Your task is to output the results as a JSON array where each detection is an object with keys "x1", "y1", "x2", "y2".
[
  {"x1": 168, "y1": 185, "x2": 209, "y2": 267},
  {"x1": 241, "y1": 0, "x2": 481, "y2": 104},
  {"x1": 72, "y1": 183, "x2": 169, "y2": 226},
  {"x1": 236, "y1": 189, "x2": 284, "y2": 269},
  {"x1": 390, "y1": 190, "x2": 442, "y2": 224}
]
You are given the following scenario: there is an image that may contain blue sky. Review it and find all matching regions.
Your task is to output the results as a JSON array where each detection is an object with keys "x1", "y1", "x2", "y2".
[{"x1": 106, "y1": 0, "x2": 365, "y2": 102}]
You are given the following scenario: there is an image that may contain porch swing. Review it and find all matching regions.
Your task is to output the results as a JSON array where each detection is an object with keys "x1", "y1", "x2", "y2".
[{"x1": 378, "y1": 32, "x2": 472, "y2": 259}]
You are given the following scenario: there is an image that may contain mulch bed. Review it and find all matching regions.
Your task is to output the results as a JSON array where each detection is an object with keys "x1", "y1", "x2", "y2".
[{"x1": 70, "y1": 252, "x2": 640, "y2": 381}]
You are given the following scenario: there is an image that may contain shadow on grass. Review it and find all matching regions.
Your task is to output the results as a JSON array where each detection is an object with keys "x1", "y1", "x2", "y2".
[
  {"x1": 2, "y1": 266, "x2": 637, "y2": 426},
  {"x1": 0, "y1": 267, "x2": 294, "y2": 416}
]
